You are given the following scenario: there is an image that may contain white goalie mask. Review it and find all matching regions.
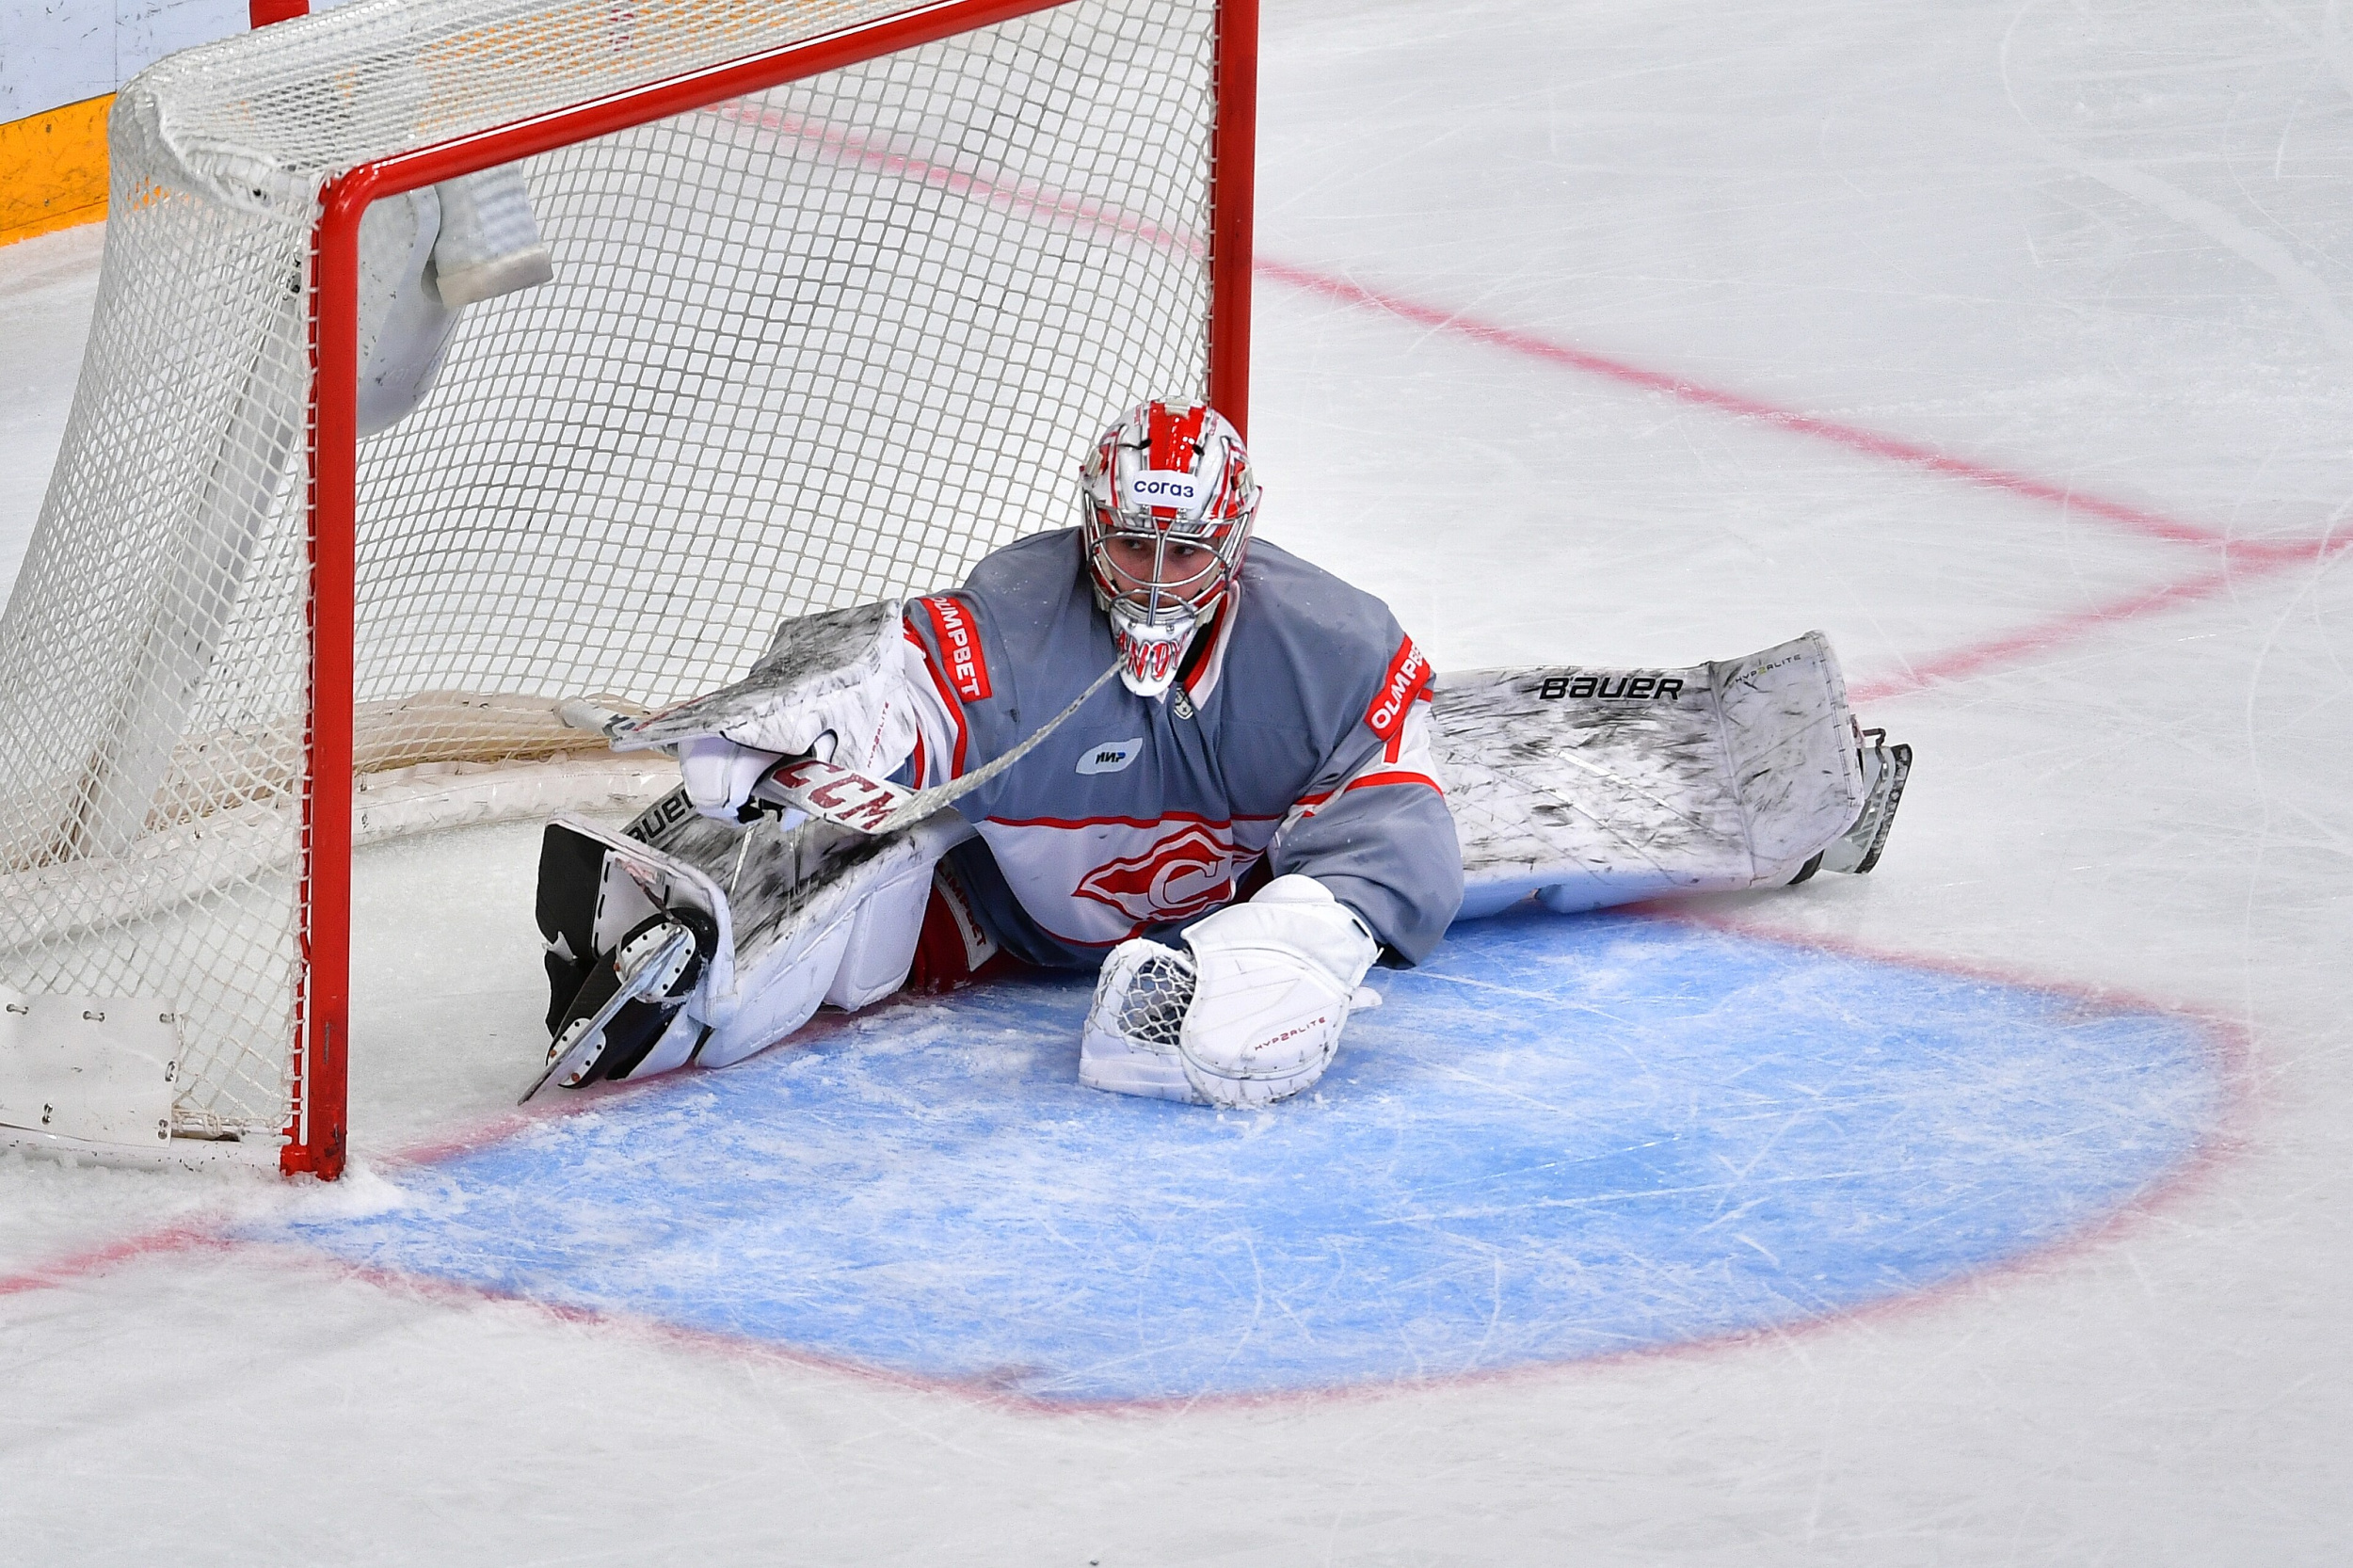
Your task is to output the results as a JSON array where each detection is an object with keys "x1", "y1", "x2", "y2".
[{"x1": 1078, "y1": 400, "x2": 1260, "y2": 698}]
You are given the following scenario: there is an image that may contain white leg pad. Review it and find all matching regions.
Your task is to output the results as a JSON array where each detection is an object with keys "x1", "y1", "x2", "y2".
[
  {"x1": 1438, "y1": 631, "x2": 1868, "y2": 918},
  {"x1": 622, "y1": 1005, "x2": 709, "y2": 1081},
  {"x1": 822, "y1": 849, "x2": 936, "y2": 1010},
  {"x1": 696, "y1": 812, "x2": 971, "y2": 1068},
  {"x1": 698, "y1": 919, "x2": 854, "y2": 1068}
]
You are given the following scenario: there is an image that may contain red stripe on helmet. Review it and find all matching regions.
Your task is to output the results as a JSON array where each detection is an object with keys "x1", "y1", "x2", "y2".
[{"x1": 1148, "y1": 400, "x2": 1209, "y2": 475}]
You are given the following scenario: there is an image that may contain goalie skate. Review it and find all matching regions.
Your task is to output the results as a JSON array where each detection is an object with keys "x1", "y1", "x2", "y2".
[
  {"x1": 1817, "y1": 726, "x2": 1911, "y2": 875},
  {"x1": 523, "y1": 907, "x2": 716, "y2": 1104}
]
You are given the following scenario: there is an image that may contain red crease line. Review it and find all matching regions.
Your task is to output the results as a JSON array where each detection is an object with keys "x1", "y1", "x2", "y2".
[
  {"x1": 0, "y1": 1222, "x2": 215, "y2": 1296},
  {"x1": 291, "y1": 909, "x2": 2255, "y2": 1422}
]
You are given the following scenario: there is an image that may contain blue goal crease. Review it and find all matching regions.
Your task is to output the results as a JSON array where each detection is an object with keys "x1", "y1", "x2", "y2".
[{"x1": 272, "y1": 907, "x2": 2226, "y2": 1403}]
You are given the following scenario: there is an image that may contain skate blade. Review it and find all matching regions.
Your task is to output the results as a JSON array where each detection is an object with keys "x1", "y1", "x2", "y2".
[
  {"x1": 520, "y1": 1022, "x2": 608, "y2": 1105},
  {"x1": 1849, "y1": 741, "x2": 1911, "y2": 872},
  {"x1": 1820, "y1": 735, "x2": 1911, "y2": 875},
  {"x1": 519, "y1": 926, "x2": 693, "y2": 1104}
]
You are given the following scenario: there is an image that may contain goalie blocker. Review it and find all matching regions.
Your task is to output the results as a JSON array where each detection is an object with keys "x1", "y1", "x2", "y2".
[{"x1": 528, "y1": 620, "x2": 1907, "y2": 1106}]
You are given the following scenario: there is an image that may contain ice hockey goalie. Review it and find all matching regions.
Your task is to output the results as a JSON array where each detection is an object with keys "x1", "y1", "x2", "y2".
[{"x1": 529, "y1": 401, "x2": 1910, "y2": 1109}]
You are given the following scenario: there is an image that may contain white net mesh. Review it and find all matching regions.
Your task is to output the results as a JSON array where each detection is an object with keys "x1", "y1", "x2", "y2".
[
  {"x1": 0, "y1": 0, "x2": 1224, "y2": 1143},
  {"x1": 1104, "y1": 946, "x2": 1195, "y2": 1053}
]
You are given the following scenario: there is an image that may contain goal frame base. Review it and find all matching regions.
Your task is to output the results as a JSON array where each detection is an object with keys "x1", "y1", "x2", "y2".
[{"x1": 3, "y1": 1123, "x2": 285, "y2": 1176}]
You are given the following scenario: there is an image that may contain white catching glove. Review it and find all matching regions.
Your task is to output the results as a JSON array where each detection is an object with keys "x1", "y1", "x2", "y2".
[
  {"x1": 679, "y1": 734, "x2": 785, "y2": 823},
  {"x1": 1079, "y1": 874, "x2": 1381, "y2": 1109}
]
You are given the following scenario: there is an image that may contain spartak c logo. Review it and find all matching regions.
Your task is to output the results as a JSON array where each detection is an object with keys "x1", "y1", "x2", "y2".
[{"x1": 1072, "y1": 824, "x2": 1238, "y2": 924}]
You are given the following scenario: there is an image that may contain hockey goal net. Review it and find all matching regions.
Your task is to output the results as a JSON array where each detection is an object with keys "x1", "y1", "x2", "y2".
[{"x1": 0, "y1": 0, "x2": 1254, "y2": 1176}]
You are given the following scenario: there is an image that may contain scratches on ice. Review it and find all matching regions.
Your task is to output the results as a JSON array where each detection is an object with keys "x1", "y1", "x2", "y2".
[{"x1": 271, "y1": 908, "x2": 2224, "y2": 1404}]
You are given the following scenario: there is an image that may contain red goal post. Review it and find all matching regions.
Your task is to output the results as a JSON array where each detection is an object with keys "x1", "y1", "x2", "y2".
[
  {"x1": 0, "y1": 0, "x2": 1257, "y2": 1179},
  {"x1": 295, "y1": 0, "x2": 1258, "y2": 1180}
]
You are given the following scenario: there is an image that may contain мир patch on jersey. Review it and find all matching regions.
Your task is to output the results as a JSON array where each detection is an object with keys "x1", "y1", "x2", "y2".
[{"x1": 275, "y1": 909, "x2": 2226, "y2": 1404}]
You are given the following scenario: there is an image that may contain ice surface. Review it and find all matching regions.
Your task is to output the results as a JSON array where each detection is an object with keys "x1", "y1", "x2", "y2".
[
  {"x1": 278, "y1": 913, "x2": 2225, "y2": 1403},
  {"x1": 5, "y1": 0, "x2": 2353, "y2": 1560}
]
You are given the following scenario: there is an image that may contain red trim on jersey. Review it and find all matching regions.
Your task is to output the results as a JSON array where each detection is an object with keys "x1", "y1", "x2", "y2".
[
  {"x1": 1343, "y1": 768, "x2": 1443, "y2": 795},
  {"x1": 907, "y1": 617, "x2": 968, "y2": 777},
  {"x1": 1384, "y1": 689, "x2": 1432, "y2": 760},
  {"x1": 1180, "y1": 591, "x2": 1240, "y2": 704},
  {"x1": 1364, "y1": 635, "x2": 1433, "y2": 743},
  {"x1": 918, "y1": 594, "x2": 992, "y2": 702},
  {"x1": 904, "y1": 866, "x2": 1015, "y2": 993},
  {"x1": 984, "y1": 808, "x2": 1283, "y2": 832}
]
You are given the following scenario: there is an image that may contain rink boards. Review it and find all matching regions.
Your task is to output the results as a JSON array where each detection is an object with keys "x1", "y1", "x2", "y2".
[{"x1": 273, "y1": 906, "x2": 2228, "y2": 1404}]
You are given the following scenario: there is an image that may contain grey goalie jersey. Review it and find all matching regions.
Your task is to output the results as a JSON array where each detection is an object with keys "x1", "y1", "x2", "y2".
[{"x1": 898, "y1": 529, "x2": 1465, "y2": 967}]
